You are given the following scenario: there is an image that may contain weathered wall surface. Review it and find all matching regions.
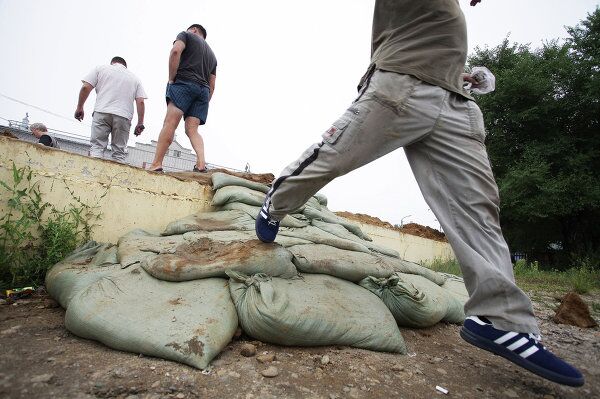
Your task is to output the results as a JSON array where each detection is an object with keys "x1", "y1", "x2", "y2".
[
  {"x1": 351, "y1": 222, "x2": 456, "y2": 264},
  {"x1": 1, "y1": 137, "x2": 455, "y2": 263},
  {"x1": 0, "y1": 137, "x2": 212, "y2": 243}
]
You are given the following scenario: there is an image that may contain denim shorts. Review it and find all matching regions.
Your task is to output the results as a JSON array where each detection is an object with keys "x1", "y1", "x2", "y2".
[{"x1": 166, "y1": 80, "x2": 210, "y2": 124}]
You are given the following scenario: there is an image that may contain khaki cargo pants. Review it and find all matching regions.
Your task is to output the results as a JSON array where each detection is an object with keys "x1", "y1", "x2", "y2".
[
  {"x1": 90, "y1": 111, "x2": 132, "y2": 162},
  {"x1": 267, "y1": 70, "x2": 539, "y2": 335}
]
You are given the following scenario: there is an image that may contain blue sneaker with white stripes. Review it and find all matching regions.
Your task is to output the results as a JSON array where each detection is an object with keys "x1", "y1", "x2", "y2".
[
  {"x1": 255, "y1": 203, "x2": 280, "y2": 243},
  {"x1": 460, "y1": 316, "x2": 584, "y2": 387}
]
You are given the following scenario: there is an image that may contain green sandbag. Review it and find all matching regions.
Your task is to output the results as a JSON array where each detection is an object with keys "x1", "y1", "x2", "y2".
[
  {"x1": 303, "y1": 205, "x2": 371, "y2": 241},
  {"x1": 439, "y1": 273, "x2": 469, "y2": 305},
  {"x1": 288, "y1": 244, "x2": 446, "y2": 284},
  {"x1": 359, "y1": 272, "x2": 465, "y2": 328},
  {"x1": 141, "y1": 232, "x2": 297, "y2": 281},
  {"x1": 228, "y1": 272, "x2": 406, "y2": 354},
  {"x1": 430, "y1": 273, "x2": 470, "y2": 318},
  {"x1": 211, "y1": 172, "x2": 270, "y2": 193},
  {"x1": 162, "y1": 210, "x2": 255, "y2": 236},
  {"x1": 117, "y1": 229, "x2": 185, "y2": 268},
  {"x1": 279, "y1": 226, "x2": 372, "y2": 254},
  {"x1": 65, "y1": 266, "x2": 238, "y2": 370},
  {"x1": 288, "y1": 244, "x2": 396, "y2": 282},
  {"x1": 311, "y1": 219, "x2": 398, "y2": 258},
  {"x1": 313, "y1": 192, "x2": 328, "y2": 207},
  {"x1": 46, "y1": 242, "x2": 123, "y2": 308},
  {"x1": 211, "y1": 186, "x2": 265, "y2": 207},
  {"x1": 220, "y1": 202, "x2": 309, "y2": 228}
]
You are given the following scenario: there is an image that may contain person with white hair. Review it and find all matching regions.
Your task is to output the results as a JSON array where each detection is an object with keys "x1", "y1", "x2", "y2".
[{"x1": 30, "y1": 122, "x2": 59, "y2": 148}]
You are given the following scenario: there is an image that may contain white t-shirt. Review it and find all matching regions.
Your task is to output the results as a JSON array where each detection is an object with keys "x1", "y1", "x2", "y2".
[{"x1": 82, "y1": 63, "x2": 147, "y2": 121}]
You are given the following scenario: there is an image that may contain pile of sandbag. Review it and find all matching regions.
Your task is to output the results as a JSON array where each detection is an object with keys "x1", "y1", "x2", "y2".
[{"x1": 46, "y1": 172, "x2": 469, "y2": 369}]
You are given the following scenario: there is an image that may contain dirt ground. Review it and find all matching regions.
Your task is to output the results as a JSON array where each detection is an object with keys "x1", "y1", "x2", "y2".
[{"x1": 0, "y1": 291, "x2": 598, "y2": 399}]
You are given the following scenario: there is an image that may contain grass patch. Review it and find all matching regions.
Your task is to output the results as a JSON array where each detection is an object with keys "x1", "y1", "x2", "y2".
[
  {"x1": 423, "y1": 258, "x2": 600, "y2": 295},
  {"x1": 0, "y1": 163, "x2": 105, "y2": 290},
  {"x1": 425, "y1": 258, "x2": 463, "y2": 276}
]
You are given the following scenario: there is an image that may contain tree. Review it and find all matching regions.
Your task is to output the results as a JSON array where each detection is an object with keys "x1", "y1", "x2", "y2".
[{"x1": 468, "y1": 8, "x2": 600, "y2": 268}]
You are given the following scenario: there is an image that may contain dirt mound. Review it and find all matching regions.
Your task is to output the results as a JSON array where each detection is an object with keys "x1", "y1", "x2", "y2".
[
  {"x1": 169, "y1": 168, "x2": 274, "y2": 186},
  {"x1": 335, "y1": 211, "x2": 447, "y2": 242},
  {"x1": 553, "y1": 292, "x2": 598, "y2": 328}
]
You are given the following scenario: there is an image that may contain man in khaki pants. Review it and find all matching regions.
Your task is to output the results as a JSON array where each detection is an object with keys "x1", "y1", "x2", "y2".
[
  {"x1": 256, "y1": 0, "x2": 584, "y2": 387},
  {"x1": 75, "y1": 56, "x2": 146, "y2": 162}
]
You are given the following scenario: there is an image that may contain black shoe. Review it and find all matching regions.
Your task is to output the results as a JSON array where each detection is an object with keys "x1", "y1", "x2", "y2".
[
  {"x1": 193, "y1": 165, "x2": 208, "y2": 173},
  {"x1": 461, "y1": 316, "x2": 584, "y2": 387},
  {"x1": 255, "y1": 202, "x2": 280, "y2": 243}
]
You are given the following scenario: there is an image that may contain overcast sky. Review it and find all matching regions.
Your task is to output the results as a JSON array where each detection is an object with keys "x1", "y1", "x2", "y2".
[{"x1": 1, "y1": 0, "x2": 598, "y2": 229}]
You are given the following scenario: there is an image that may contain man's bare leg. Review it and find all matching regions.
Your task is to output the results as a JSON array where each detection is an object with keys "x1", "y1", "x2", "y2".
[
  {"x1": 184, "y1": 116, "x2": 206, "y2": 170},
  {"x1": 148, "y1": 102, "x2": 184, "y2": 170}
]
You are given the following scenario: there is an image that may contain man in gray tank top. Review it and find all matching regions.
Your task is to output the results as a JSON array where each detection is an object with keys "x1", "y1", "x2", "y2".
[
  {"x1": 147, "y1": 24, "x2": 217, "y2": 173},
  {"x1": 256, "y1": 0, "x2": 584, "y2": 387}
]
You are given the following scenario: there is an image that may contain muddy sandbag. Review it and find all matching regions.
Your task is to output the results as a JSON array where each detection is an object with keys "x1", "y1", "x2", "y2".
[
  {"x1": 162, "y1": 210, "x2": 255, "y2": 236},
  {"x1": 288, "y1": 244, "x2": 396, "y2": 282},
  {"x1": 303, "y1": 205, "x2": 371, "y2": 241},
  {"x1": 211, "y1": 172, "x2": 270, "y2": 193},
  {"x1": 289, "y1": 244, "x2": 446, "y2": 284},
  {"x1": 46, "y1": 242, "x2": 123, "y2": 308},
  {"x1": 211, "y1": 186, "x2": 265, "y2": 207},
  {"x1": 228, "y1": 272, "x2": 406, "y2": 353},
  {"x1": 117, "y1": 230, "x2": 185, "y2": 268},
  {"x1": 311, "y1": 219, "x2": 398, "y2": 258},
  {"x1": 220, "y1": 202, "x2": 309, "y2": 228},
  {"x1": 65, "y1": 266, "x2": 237, "y2": 369},
  {"x1": 142, "y1": 235, "x2": 297, "y2": 281},
  {"x1": 359, "y1": 273, "x2": 465, "y2": 328}
]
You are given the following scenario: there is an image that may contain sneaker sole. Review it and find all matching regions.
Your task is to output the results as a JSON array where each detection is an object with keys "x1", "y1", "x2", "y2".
[
  {"x1": 255, "y1": 217, "x2": 275, "y2": 243},
  {"x1": 460, "y1": 327, "x2": 584, "y2": 387}
]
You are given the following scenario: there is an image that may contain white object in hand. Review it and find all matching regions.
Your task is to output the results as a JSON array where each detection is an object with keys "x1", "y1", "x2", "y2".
[{"x1": 466, "y1": 66, "x2": 496, "y2": 95}]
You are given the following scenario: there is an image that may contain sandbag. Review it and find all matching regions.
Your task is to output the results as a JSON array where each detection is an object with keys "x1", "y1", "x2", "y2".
[
  {"x1": 359, "y1": 272, "x2": 465, "y2": 328},
  {"x1": 313, "y1": 192, "x2": 328, "y2": 207},
  {"x1": 141, "y1": 234, "x2": 297, "y2": 281},
  {"x1": 117, "y1": 230, "x2": 185, "y2": 268},
  {"x1": 439, "y1": 273, "x2": 469, "y2": 303},
  {"x1": 228, "y1": 272, "x2": 406, "y2": 353},
  {"x1": 279, "y1": 226, "x2": 372, "y2": 254},
  {"x1": 162, "y1": 210, "x2": 255, "y2": 236},
  {"x1": 46, "y1": 242, "x2": 123, "y2": 308},
  {"x1": 211, "y1": 186, "x2": 265, "y2": 207},
  {"x1": 288, "y1": 244, "x2": 446, "y2": 285},
  {"x1": 303, "y1": 205, "x2": 371, "y2": 241},
  {"x1": 211, "y1": 172, "x2": 270, "y2": 193},
  {"x1": 288, "y1": 244, "x2": 396, "y2": 282},
  {"x1": 65, "y1": 266, "x2": 237, "y2": 369},
  {"x1": 311, "y1": 219, "x2": 398, "y2": 258},
  {"x1": 220, "y1": 202, "x2": 309, "y2": 228}
]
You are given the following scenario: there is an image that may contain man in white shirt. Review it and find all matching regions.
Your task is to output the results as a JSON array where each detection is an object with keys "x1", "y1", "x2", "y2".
[{"x1": 74, "y1": 56, "x2": 147, "y2": 162}]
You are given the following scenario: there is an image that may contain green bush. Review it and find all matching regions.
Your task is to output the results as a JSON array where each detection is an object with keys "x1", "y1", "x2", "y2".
[{"x1": 0, "y1": 163, "x2": 104, "y2": 290}]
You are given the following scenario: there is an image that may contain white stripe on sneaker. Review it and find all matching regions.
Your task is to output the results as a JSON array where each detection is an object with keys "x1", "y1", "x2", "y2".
[
  {"x1": 494, "y1": 331, "x2": 519, "y2": 344},
  {"x1": 260, "y1": 211, "x2": 268, "y2": 219},
  {"x1": 506, "y1": 337, "x2": 530, "y2": 351},
  {"x1": 519, "y1": 345, "x2": 539, "y2": 359},
  {"x1": 466, "y1": 316, "x2": 488, "y2": 326}
]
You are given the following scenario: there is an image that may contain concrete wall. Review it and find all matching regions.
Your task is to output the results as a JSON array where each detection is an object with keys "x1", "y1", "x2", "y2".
[
  {"x1": 0, "y1": 136, "x2": 212, "y2": 243},
  {"x1": 1, "y1": 136, "x2": 455, "y2": 263},
  {"x1": 348, "y1": 221, "x2": 456, "y2": 264}
]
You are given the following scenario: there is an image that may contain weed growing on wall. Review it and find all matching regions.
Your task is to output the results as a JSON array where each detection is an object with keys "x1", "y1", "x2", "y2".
[{"x1": 0, "y1": 163, "x2": 105, "y2": 290}]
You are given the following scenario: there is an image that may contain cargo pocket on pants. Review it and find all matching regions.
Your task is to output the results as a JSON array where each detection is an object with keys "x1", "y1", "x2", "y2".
[{"x1": 322, "y1": 119, "x2": 350, "y2": 146}]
